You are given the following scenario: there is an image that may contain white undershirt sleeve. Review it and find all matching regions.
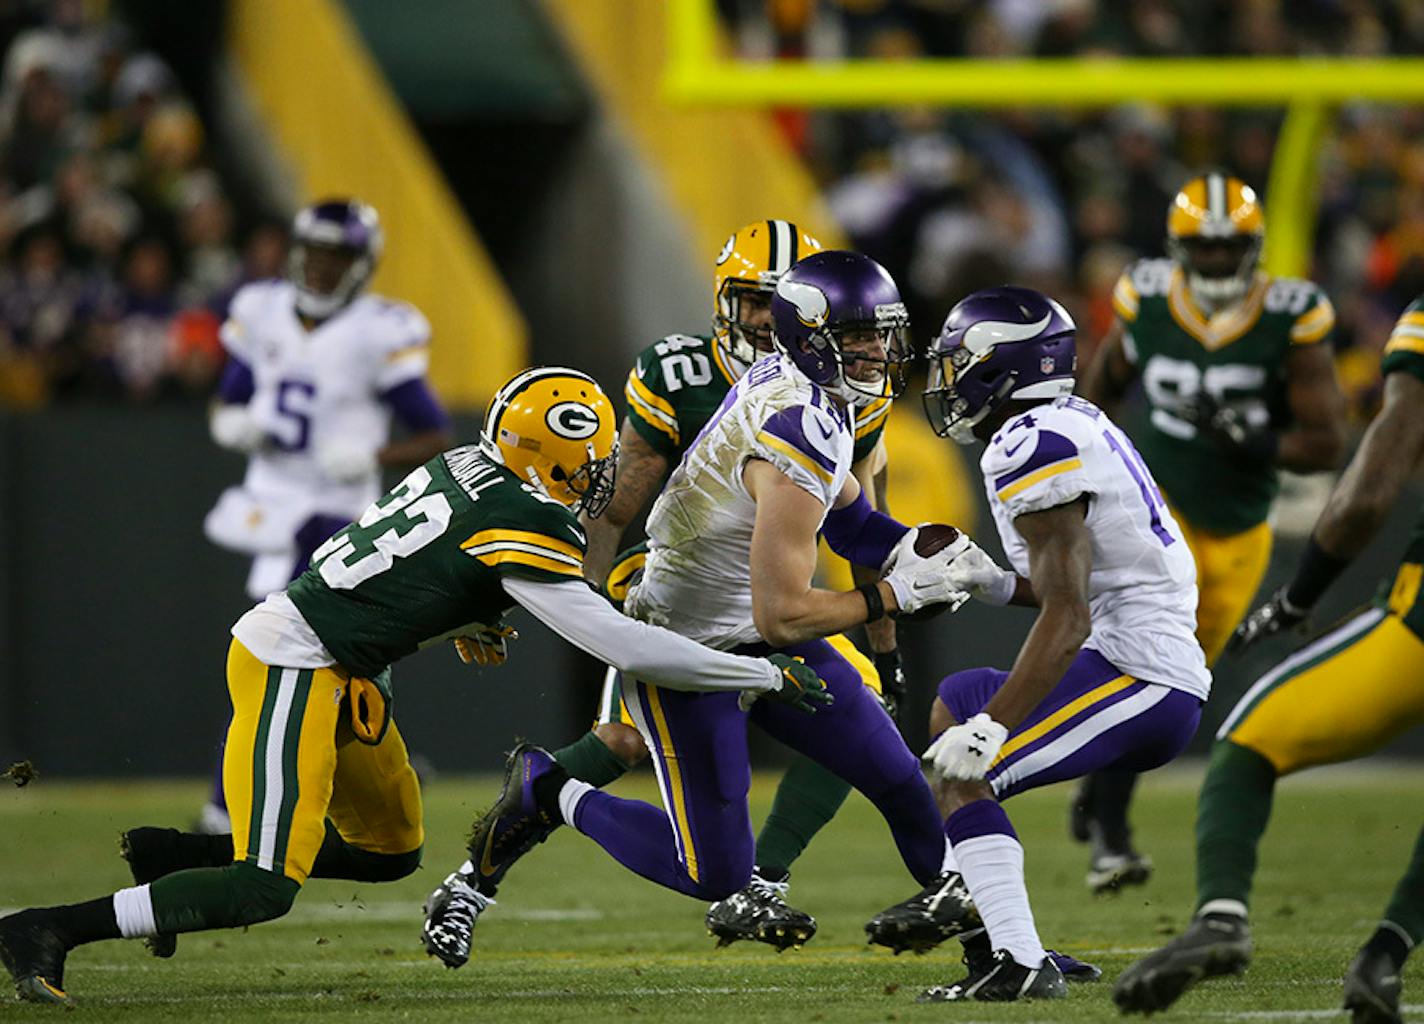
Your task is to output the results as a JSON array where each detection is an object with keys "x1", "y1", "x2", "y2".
[{"x1": 502, "y1": 577, "x2": 781, "y2": 694}]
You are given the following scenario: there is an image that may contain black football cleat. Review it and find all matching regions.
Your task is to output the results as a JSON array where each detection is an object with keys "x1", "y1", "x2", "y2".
[
  {"x1": 961, "y1": 928, "x2": 1101, "y2": 984},
  {"x1": 1087, "y1": 849, "x2": 1154, "y2": 894},
  {"x1": 1113, "y1": 913, "x2": 1253, "y2": 1015},
  {"x1": 466, "y1": 743, "x2": 564, "y2": 895},
  {"x1": 421, "y1": 869, "x2": 496, "y2": 969},
  {"x1": 864, "y1": 871, "x2": 980, "y2": 954},
  {"x1": 706, "y1": 870, "x2": 816, "y2": 951},
  {"x1": 1343, "y1": 946, "x2": 1403, "y2": 1024},
  {"x1": 918, "y1": 949, "x2": 1067, "y2": 1003},
  {"x1": 0, "y1": 910, "x2": 73, "y2": 1006}
]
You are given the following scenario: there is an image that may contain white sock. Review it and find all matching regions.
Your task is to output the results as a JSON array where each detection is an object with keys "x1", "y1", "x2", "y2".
[
  {"x1": 940, "y1": 837, "x2": 960, "y2": 875},
  {"x1": 558, "y1": 778, "x2": 595, "y2": 827},
  {"x1": 113, "y1": 884, "x2": 157, "y2": 939},
  {"x1": 953, "y1": 834, "x2": 1046, "y2": 968},
  {"x1": 1197, "y1": 898, "x2": 1248, "y2": 920}
]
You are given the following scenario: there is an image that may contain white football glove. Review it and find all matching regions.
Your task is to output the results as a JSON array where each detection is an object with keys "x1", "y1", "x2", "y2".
[
  {"x1": 924, "y1": 712, "x2": 1009, "y2": 781},
  {"x1": 881, "y1": 528, "x2": 972, "y2": 617},
  {"x1": 945, "y1": 540, "x2": 1018, "y2": 607},
  {"x1": 209, "y1": 404, "x2": 265, "y2": 453},
  {"x1": 453, "y1": 624, "x2": 519, "y2": 667},
  {"x1": 317, "y1": 439, "x2": 379, "y2": 483}
]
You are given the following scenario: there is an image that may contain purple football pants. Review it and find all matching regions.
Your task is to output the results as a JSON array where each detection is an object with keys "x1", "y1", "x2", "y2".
[
  {"x1": 936, "y1": 647, "x2": 1202, "y2": 800},
  {"x1": 570, "y1": 637, "x2": 946, "y2": 900}
]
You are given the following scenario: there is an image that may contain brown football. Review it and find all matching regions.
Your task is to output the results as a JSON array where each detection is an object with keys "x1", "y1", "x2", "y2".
[{"x1": 897, "y1": 524, "x2": 963, "y2": 623}]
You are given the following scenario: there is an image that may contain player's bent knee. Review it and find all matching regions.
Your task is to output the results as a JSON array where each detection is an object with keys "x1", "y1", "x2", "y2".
[
  {"x1": 594, "y1": 722, "x2": 648, "y2": 767},
  {"x1": 229, "y1": 862, "x2": 301, "y2": 926},
  {"x1": 349, "y1": 844, "x2": 422, "y2": 882}
]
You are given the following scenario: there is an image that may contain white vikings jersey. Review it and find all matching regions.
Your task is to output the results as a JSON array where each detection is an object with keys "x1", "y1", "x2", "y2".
[
  {"x1": 982, "y1": 396, "x2": 1211, "y2": 700},
  {"x1": 220, "y1": 280, "x2": 430, "y2": 515},
  {"x1": 629, "y1": 354, "x2": 855, "y2": 649}
]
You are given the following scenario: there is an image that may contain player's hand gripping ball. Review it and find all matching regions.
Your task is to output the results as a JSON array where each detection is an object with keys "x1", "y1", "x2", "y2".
[{"x1": 882, "y1": 524, "x2": 973, "y2": 622}]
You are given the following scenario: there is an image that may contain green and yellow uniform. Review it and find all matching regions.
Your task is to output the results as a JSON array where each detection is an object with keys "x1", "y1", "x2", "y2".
[
  {"x1": 227, "y1": 446, "x2": 587, "y2": 883},
  {"x1": 1111, "y1": 258, "x2": 1336, "y2": 662},
  {"x1": 1216, "y1": 297, "x2": 1424, "y2": 774},
  {"x1": 602, "y1": 335, "x2": 891, "y2": 727}
]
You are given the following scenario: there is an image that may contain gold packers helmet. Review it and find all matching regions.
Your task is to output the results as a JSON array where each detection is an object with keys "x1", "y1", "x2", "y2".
[
  {"x1": 1166, "y1": 173, "x2": 1265, "y2": 307},
  {"x1": 480, "y1": 367, "x2": 618, "y2": 517},
  {"x1": 713, "y1": 219, "x2": 823, "y2": 366}
]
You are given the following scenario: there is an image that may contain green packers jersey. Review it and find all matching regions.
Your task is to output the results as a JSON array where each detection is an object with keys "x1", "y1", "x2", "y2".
[
  {"x1": 622, "y1": 332, "x2": 891, "y2": 467},
  {"x1": 287, "y1": 445, "x2": 586, "y2": 679},
  {"x1": 1378, "y1": 296, "x2": 1424, "y2": 636},
  {"x1": 1112, "y1": 258, "x2": 1336, "y2": 534}
]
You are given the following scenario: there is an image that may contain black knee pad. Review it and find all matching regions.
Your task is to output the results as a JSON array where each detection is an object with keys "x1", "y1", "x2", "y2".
[{"x1": 227, "y1": 862, "x2": 300, "y2": 925}]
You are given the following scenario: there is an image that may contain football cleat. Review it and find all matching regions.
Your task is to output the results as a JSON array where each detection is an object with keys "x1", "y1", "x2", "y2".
[
  {"x1": 918, "y1": 949, "x2": 1067, "y2": 1003},
  {"x1": 705, "y1": 870, "x2": 816, "y2": 951},
  {"x1": 465, "y1": 742, "x2": 565, "y2": 895},
  {"x1": 120, "y1": 827, "x2": 185, "y2": 959},
  {"x1": 864, "y1": 871, "x2": 979, "y2": 954},
  {"x1": 1343, "y1": 946, "x2": 1404, "y2": 1024},
  {"x1": 1048, "y1": 947, "x2": 1103, "y2": 983},
  {"x1": 0, "y1": 910, "x2": 73, "y2": 1006},
  {"x1": 421, "y1": 869, "x2": 496, "y2": 970},
  {"x1": 1087, "y1": 849, "x2": 1154, "y2": 894},
  {"x1": 1113, "y1": 913, "x2": 1253, "y2": 1015},
  {"x1": 961, "y1": 928, "x2": 1101, "y2": 984}
]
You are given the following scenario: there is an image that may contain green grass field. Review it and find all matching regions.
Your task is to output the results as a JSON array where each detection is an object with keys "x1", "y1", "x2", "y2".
[{"x1": 0, "y1": 764, "x2": 1419, "y2": 1022}]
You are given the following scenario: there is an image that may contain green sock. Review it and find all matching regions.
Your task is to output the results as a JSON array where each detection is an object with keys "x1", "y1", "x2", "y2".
[
  {"x1": 150, "y1": 862, "x2": 299, "y2": 933},
  {"x1": 753, "y1": 755, "x2": 852, "y2": 877},
  {"x1": 1381, "y1": 819, "x2": 1424, "y2": 948},
  {"x1": 1194, "y1": 740, "x2": 1278, "y2": 914},
  {"x1": 309, "y1": 820, "x2": 422, "y2": 882},
  {"x1": 553, "y1": 731, "x2": 631, "y2": 788}
]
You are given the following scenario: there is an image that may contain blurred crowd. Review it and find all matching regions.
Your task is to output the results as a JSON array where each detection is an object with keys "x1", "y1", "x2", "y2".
[
  {"x1": 724, "y1": 0, "x2": 1424, "y2": 416},
  {"x1": 0, "y1": 0, "x2": 283, "y2": 409}
]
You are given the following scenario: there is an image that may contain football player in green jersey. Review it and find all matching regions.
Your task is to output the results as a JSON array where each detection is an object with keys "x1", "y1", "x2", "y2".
[
  {"x1": 1115, "y1": 298, "x2": 1424, "y2": 1022},
  {"x1": 0, "y1": 367, "x2": 828, "y2": 1006},
  {"x1": 1075, "y1": 173, "x2": 1346, "y2": 893},
  {"x1": 422, "y1": 221, "x2": 904, "y2": 964}
]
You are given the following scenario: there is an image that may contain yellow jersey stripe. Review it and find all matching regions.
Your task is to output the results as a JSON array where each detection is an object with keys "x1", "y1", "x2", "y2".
[
  {"x1": 757, "y1": 431, "x2": 835, "y2": 485},
  {"x1": 627, "y1": 370, "x2": 679, "y2": 423},
  {"x1": 624, "y1": 379, "x2": 680, "y2": 444},
  {"x1": 992, "y1": 674, "x2": 1136, "y2": 766},
  {"x1": 1385, "y1": 333, "x2": 1424, "y2": 356},
  {"x1": 1289, "y1": 300, "x2": 1335, "y2": 343},
  {"x1": 384, "y1": 343, "x2": 429, "y2": 363},
  {"x1": 710, "y1": 338, "x2": 739, "y2": 386},
  {"x1": 996, "y1": 458, "x2": 1083, "y2": 501},
  {"x1": 646, "y1": 686, "x2": 698, "y2": 883},
  {"x1": 462, "y1": 529, "x2": 583, "y2": 562},
  {"x1": 855, "y1": 399, "x2": 893, "y2": 439},
  {"x1": 1401, "y1": 312, "x2": 1424, "y2": 329},
  {"x1": 473, "y1": 549, "x2": 584, "y2": 577},
  {"x1": 1112, "y1": 276, "x2": 1140, "y2": 321}
]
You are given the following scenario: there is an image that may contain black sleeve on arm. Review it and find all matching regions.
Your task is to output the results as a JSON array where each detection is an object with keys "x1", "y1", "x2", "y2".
[{"x1": 1285, "y1": 536, "x2": 1350, "y2": 610}]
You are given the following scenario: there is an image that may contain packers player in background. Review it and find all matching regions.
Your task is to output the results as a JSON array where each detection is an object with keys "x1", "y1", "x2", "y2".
[
  {"x1": 0, "y1": 368, "x2": 825, "y2": 1006},
  {"x1": 422, "y1": 221, "x2": 905, "y2": 967},
  {"x1": 198, "y1": 198, "x2": 453, "y2": 834},
  {"x1": 1076, "y1": 173, "x2": 1345, "y2": 891},
  {"x1": 1115, "y1": 300, "x2": 1424, "y2": 1023}
]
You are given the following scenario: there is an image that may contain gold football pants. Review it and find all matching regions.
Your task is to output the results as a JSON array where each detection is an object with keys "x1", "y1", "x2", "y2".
[
  {"x1": 1174, "y1": 514, "x2": 1274, "y2": 666},
  {"x1": 222, "y1": 639, "x2": 424, "y2": 884}
]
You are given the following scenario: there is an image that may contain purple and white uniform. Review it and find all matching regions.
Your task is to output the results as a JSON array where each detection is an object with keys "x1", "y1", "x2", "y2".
[
  {"x1": 938, "y1": 396, "x2": 1210, "y2": 798},
  {"x1": 568, "y1": 353, "x2": 946, "y2": 901}
]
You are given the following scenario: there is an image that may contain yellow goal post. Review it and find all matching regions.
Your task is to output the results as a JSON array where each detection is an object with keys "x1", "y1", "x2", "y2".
[{"x1": 663, "y1": 0, "x2": 1424, "y2": 277}]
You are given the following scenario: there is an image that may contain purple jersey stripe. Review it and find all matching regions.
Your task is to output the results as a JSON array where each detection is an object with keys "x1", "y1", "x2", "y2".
[
  {"x1": 760, "y1": 406, "x2": 840, "y2": 475},
  {"x1": 994, "y1": 429, "x2": 1079, "y2": 491}
]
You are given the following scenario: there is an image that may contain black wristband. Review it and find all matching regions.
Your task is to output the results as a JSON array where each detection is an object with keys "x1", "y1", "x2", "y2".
[
  {"x1": 1285, "y1": 535, "x2": 1350, "y2": 610},
  {"x1": 859, "y1": 583, "x2": 887, "y2": 624}
]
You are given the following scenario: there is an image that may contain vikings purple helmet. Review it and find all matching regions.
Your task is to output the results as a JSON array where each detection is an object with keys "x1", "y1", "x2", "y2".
[
  {"x1": 288, "y1": 198, "x2": 383, "y2": 320},
  {"x1": 924, "y1": 285, "x2": 1077, "y2": 443},
  {"x1": 770, "y1": 250, "x2": 911, "y2": 406}
]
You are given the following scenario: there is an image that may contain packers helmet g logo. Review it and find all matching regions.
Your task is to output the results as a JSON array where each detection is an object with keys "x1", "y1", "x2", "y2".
[{"x1": 546, "y1": 401, "x2": 601, "y2": 440}]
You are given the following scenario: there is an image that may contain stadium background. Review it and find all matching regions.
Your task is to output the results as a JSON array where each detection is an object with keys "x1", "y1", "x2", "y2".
[{"x1": 0, "y1": 0, "x2": 1421, "y2": 778}]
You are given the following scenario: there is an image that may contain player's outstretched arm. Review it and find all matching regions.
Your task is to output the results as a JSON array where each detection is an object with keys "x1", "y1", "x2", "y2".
[
  {"x1": 981, "y1": 497, "x2": 1093, "y2": 731},
  {"x1": 1234, "y1": 370, "x2": 1424, "y2": 652},
  {"x1": 501, "y1": 575, "x2": 784, "y2": 695},
  {"x1": 1276, "y1": 342, "x2": 1347, "y2": 472},
  {"x1": 580, "y1": 420, "x2": 668, "y2": 586},
  {"x1": 1077, "y1": 321, "x2": 1136, "y2": 414},
  {"x1": 848, "y1": 439, "x2": 906, "y2": 710}
]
